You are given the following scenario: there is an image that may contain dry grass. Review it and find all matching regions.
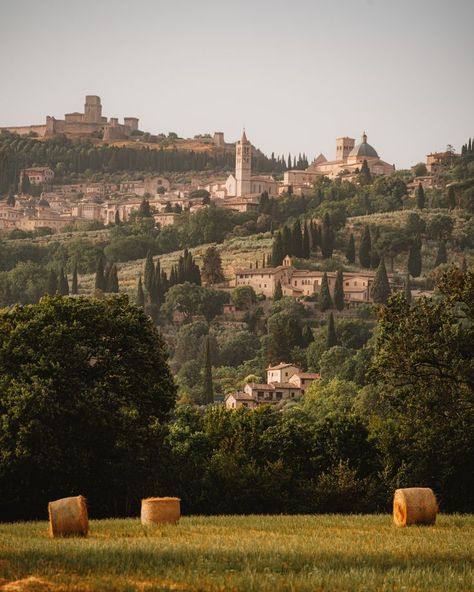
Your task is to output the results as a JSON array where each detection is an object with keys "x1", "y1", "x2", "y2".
[{"x1": 0, "y1": 514, "x2": 472, "y2": 591}]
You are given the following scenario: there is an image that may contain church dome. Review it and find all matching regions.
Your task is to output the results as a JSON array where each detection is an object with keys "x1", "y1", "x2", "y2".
[{"x1": 348, "y1": 133, "x2": 378, "y2": 158}]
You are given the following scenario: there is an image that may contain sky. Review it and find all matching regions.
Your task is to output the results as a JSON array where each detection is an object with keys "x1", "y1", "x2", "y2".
[{"x1": 1, "y1": 0, "x2": 473, "y2": 168}]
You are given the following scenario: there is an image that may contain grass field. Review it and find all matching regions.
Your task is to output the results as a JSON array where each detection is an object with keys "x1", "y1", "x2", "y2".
[{"x1": 0, "y1": 514, "x2": 473, "y2": 591}]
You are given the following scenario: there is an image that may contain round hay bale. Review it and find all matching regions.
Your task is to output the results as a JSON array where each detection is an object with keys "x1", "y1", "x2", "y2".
[
  {"x1": 393, "y1": 488, "x2": 438, "y2": 527},
  {"x1": 48, "y1": 495, "x2": 88, "y2": 537},
  {"x1": 141, "y1": 497, "x2": 181, "y2": 526}
]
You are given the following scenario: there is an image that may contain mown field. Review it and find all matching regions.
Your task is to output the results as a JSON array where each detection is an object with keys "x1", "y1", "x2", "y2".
[{"x1": 0, "y1": 514, "x2": 473, "y2": 592}]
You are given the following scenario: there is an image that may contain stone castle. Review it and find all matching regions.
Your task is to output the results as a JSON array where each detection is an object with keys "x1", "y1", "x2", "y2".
[{"x1": 1, "y1": 95, "x2": 139, "y2": 141}]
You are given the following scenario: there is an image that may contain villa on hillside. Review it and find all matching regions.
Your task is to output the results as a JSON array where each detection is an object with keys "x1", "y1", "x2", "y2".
[
  {"x1": 234, "y1": 255, "x2": 397, "y2": 302},
  {"x1": 224, "y1": 363, "x2": 320, "y2": 410}
]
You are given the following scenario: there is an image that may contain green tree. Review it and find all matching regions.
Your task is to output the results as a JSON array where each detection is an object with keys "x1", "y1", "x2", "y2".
[
  {"x1": 47, "y1": 269, "x2": 58, "y2": 295},
  {"x1": 346, "y1": 234, "x2": 355, "y2": 264},
  {"x1": 371, "y1": 270, "x2": 474, "y2": 511},
  {"x1": 371, "y1": 259, "x2": 390, "y2": 304},
  {"x1": 416, "y1": 182, "x2": 425, "y2": 210},
  {"x1": 20, "y1": 173, "x2": 31, "y2": 195},
  {"x1": 370, "y1": 227, "x2": 380, "y2": 269},
  {"x1": 326, "y1": 312, "x2": 337, "y2": 348},
  {"x1": 201, "y1": 246, "x2": 225, "y2": 285},
  {"x1": 71, "y1": 262, "x2": 78, "y2": 295},
  {"x1": 0, "y1": 295, "x2": 176, "y2": 520},
  {"x1": 447, "y1": 186, "x2": 456, "y2": 210},
  {"x1": 136, "y1": 275, "x2": 145, "y2": 307},
  {"x1": 95, "y1": 257, "x2": 106, "y2": 292},
  {"x1": 359, "y1": 159, "x2": 372, "y2": 185},
  {"x1": 434, "y1": 240, "x2": 448, "y2": 267},
  {"x1": 201, "y1": 336, "x2": 214, "y2": 405},
  {"x1": 407, "y1": 235, "x2": 422, "y2": 278},
  {"x1": 291, "y1": 220, "x2": 303, "y2": 258},
  {"x1": 273, "y1": 279, "x2": 283, "y2": 301},
  {"x1": 107, "y1": 263, "x2": 119, "y2": 293},
  {"x1": 114, "y1": 210, "x2": 121, "y2": 225},
  {"x1": 302, "y1": 222, "x2": 311, "y2": 259},
  {"x1": 138, "y1": 198, "x2": 153, "y2": 218},
  {"x1": 334, "y1": 270, "x2": 344, "y2": 311},
  {"x1": 359, "y1": 226, "x2": 372, "y2": 269},
  {"x1": 231, "y1": 286, "x2": 257, "y2": 311},
  {"x1": 320, "y1": 213, "x2": 334, "y2": 259},
  {"x1": 58, "y1": 268, "x2": 69, "y2": 296},
  {"x1": 319, "y1": 272, "x2": 333, "y2": 312},
  {"x1": 271, "y1": 231, "x2": 285, "y2": 267}
]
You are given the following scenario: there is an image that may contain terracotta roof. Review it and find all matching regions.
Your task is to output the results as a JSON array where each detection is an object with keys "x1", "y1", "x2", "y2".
[
  {"x1": 267, "y1": 362, "x2": 297, "y2": 370},
  {"x1": 297, "y1": 373, "x2": 320, "y2": 379}
]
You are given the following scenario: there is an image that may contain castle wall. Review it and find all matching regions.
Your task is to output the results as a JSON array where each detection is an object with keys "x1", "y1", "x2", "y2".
[{"x1": 0, "y1": 125, "x2": 46, "y2": 137}]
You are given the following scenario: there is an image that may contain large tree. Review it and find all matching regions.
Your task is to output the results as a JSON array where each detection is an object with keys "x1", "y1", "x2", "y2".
[
  {"x1": 201, "y1": 335, "x2": 214, "y2": 405},
  {"x1": 359, "y1": 226, "x2": 372, "y2": 269},
  {"x1": 371, "y1": 268, "x2": 474, "y2": 511},
  {"x1": 201, "y1": 246, "x2": 225, "y2": 286},
  {"x1": 334, "y1": 270, "x2": 345, "y2": 311},
  {"x1": 345, "y1": 234, "x2": 355, "y2": 264},
  {"x1": 319, "y1": 272, "x2": 333, "y2": 312},
  {"x1": 320, "y1": 213, "x2": 334, "y2": 259},
  {"x1": 416, "y1": 182, "x2": 425, "y2": 210},
  {"x1": 407, "y1": 235, "x2": 422, "y2": 278},
  {"x1": 0, "y1": 295, "x2": 176, "y2": 520},
  {"x1": 371, "y1": 259, "x2": 391, "y2": 305}
]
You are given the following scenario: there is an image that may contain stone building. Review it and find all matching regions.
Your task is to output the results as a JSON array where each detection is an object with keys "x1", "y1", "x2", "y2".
[
  {"x1": 225, "y1": 363, "x2": 320, "y2": 409},
  {"x1": 234, "y1": 256, "x2": 396, "y2": 303},
  {"x1": 20, "y1": 167, "x2": 54, "y2": 188},
  {"x1": 1, "y1": 95, "x2": 139, "y2": 140},
  {"x1": 284, "y1": 133, "x2": 394, "y2": 188}
]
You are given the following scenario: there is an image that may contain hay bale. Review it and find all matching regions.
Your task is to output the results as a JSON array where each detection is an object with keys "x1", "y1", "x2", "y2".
[
  {"x1": 141, "y1": 497, "x2": 181, "y2": 525},
  {"x1": 393, "y1": 488, "x2": 438, "y2": 526},
  {"x1": 48, "y1": 495, "x2": 88, "y2": 537}
]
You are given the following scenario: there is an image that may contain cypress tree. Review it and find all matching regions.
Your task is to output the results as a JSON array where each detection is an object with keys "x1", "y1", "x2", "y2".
[
  {"x1": 319, "y1": 272, "x2": 333, "y2": 311},
  {"x1": 416, "y1": 182, "x2": 425, "y2": 210},
  {"x1": 447, "y1": 186, "x2": 456, "y2": 210},
  {"x1": 404, "y1": 274, "x2": 412, "y2": 304},
  {"x1": 201, "y1": 336, "x2": 214, "y2": 405},
  {"x1": 371, "y1": 259, "x2": 391, "y2": 305},
  {"x1": 302, "y1": 222, "x2": 310, "y2": 259},
  {"x1": 114, "y1": 210, "x2": 121, "y2": 225},
  {"x1": 282, "y1": 225, "x2": 293, "y2": 257},
  {"x1": 359, "y1": 159, "x2": 372, "y2": 185},
  {"x1": 95, "y1": 257, "x2": 106, "y2": 292},
  {"x1": 136, "y1": 276, "x2": 145, "y2": 307},
  {"x1": 370, "y1": 227, "x2": 380, "y2": 269},
  {"x1": 291, "y1": 220, "x2": 303, "y2": 258},
  {"x1": 346, "y1": 233, "x2": 356, "y2": 264},
  {"x1": 461, "y1": 256, "x2": 467, "y2": 274},
  {"x1": 108, "y1": 264, "x2": 119, "y2": 293},
  {"x1": 302, "y1": 324, "x2": 314, "y2": 346},
  {"x1": 71, "y1": 262, "x2": 78, "y2": 294},
  {"x1": 144, "y1": 251, "x2": 155, "y2": 302},
  {"x1": 320, "y1": 213, "x2": 334, "y2": 259},
  {"x1": 47, "y1": 270, "x2": 58, "y2": 295},
  {"x1": 434, "y1": 240, "x2": 447, "y2": 267},
  {"x1": 408, "y1": 235, "x2": 422, "y2": 277},
  {"x1": 334, "y1": 270, "x2": 344, "y2": 311},
  {"x1": 273, "y1": 279, "x2": 283, "y2": 301},
  {"x1": 326, "y1": 312, "x2": 337, "y2": 348},
  {"x1": 359, "y1": 225, "x2": 372, "y2": 268},
  {"x1": 58, "y1": 268, "x2": 69, "y2": 296},
  {"x1": 271, "y1": 231, "x2": 284, "y2": 266}
]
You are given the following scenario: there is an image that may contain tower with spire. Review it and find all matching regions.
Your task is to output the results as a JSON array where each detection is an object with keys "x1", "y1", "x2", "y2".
[{"x1": 235, "y1": 130, "x2": 251, "y2": 197}]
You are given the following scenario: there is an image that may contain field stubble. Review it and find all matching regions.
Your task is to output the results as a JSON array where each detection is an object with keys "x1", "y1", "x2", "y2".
[{"x1": 0, "y1": 514, "x2": 473, "y2": 591}]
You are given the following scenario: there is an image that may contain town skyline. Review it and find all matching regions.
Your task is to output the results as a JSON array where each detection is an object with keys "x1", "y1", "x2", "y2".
[{"x1": 1, "y1": 0, "x2": 473, "y2": 168}]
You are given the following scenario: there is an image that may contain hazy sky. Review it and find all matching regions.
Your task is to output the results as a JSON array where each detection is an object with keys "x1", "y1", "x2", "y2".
[{"x1": 1, "y1": 0, "x2": 473, "y2": 168}]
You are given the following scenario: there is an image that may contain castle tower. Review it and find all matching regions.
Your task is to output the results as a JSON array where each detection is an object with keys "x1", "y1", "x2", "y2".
[
  {"x1": 336, "y1": 137, "x2": 355, "y2": 162},
  {"x1": 236, "y1": 130, "x2": 251, "y2": 197},
  {"x1": 84, "y1": 95, "x2": 102, "y2": 123}
]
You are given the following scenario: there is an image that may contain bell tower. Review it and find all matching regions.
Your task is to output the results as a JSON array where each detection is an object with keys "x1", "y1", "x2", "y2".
[{"x1": 236, "y1": 130, "x2": 251, "y2": 196}]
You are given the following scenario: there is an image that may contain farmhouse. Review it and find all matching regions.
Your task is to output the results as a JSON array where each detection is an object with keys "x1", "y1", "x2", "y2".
[{"x1": 225, "y1": 363, "x2": 320, "y2": 409}]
